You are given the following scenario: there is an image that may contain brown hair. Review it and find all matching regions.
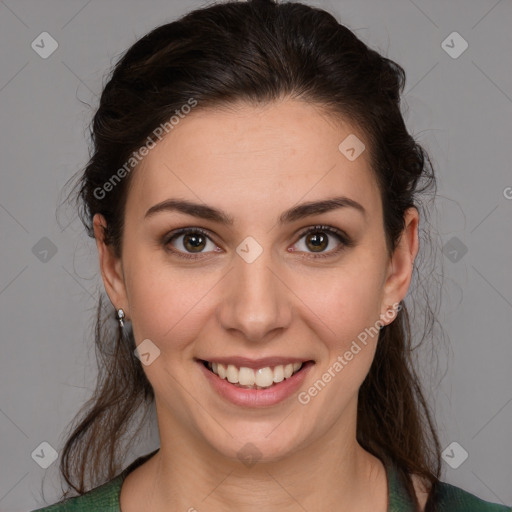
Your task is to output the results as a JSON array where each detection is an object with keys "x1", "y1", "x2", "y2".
[{"x1": 58, "y1": 0, "x2": 444, "y2": 509}]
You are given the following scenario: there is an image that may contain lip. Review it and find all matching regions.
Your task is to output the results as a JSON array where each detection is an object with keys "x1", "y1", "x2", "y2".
[
  {"x1": 197, "y1": 358, "x2": 315, "y2": 408},
  {"x1": 199, "y1": 356, "x2": 310, "y2": 369}
]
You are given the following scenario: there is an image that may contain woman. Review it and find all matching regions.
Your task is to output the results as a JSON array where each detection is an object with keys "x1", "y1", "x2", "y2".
[{"x1": 32, "y1": 0, "x2": 510, "y2": 511}]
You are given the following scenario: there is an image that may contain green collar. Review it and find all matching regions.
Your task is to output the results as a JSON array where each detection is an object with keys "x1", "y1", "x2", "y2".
[{"x1": 385, "y1": 456, "x2": 418, "y2": 511}]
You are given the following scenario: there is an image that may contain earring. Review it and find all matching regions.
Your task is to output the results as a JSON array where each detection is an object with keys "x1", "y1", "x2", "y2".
[
  {"x1": 379, "y1": 304, "x2": 397, "y2": 330},
  {"x1": 116, "y1": 308, "x2": 125, "y2": 328}
]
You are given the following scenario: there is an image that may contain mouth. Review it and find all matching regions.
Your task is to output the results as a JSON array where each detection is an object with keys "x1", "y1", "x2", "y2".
[{"x1": 200, "y1": 359, "x2": 312, "y2": 390}]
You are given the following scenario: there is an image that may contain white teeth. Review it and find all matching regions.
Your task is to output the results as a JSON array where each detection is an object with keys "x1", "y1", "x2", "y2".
[
  {"x1": 217, "y1": 363, "x2": 226, "y2": 379},
  {"x1": 273, "y1": 365, "x2": 284, "y2": 383},
  {"x1": 255, "y1": 367, "x2": 274, "y2": 387},
  {"x1": 226, "y1": 364, "x2": 239, "y2": 384},
  {"x1": 206, "y1": 361, "x2": 304, "y2": 389},
  {"x1": 239, "y1": 367, "x2": 255, "y2": 386}
]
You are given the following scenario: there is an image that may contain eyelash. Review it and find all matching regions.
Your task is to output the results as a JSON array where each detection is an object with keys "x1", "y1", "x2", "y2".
[{"x1": 162, "y1": 225, "x2": 354, "y2": 261}]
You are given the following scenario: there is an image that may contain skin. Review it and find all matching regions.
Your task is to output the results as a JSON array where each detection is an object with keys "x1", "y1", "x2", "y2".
[{"x1": 93, "y1": 98, "x2": 424, "y2": 511}]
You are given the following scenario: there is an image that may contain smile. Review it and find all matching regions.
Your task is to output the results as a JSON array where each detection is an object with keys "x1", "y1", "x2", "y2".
[
  {"x1": 197, "y1": 357, "x2": 315, "y2": 407},
  {"x1": 203, "y1": 360, "x2": 304, "y2": 389}
]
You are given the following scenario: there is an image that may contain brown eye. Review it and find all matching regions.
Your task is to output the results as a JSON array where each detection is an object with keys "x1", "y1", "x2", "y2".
[
  {"x1": 291, "y1": 225, "x2": 353, "y2": 259},
  {"x1": 182, "y1": 232, "x2": 207, "y2": 252},
  {"x1": 305, "y1": 231, "x2": 329, "y2": 252},
  {"x1": 164, "y1": 228, "x2": 219, "y2": 257}
]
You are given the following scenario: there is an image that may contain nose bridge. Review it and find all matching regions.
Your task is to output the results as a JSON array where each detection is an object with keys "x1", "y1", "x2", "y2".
[{"x1": 217, "y1": 242, "x2": 291, "y2": 342}]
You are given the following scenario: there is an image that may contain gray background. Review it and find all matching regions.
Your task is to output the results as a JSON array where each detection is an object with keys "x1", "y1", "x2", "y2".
[{"x1": 0, "y1": 0, "x2": 511, "y2": 510}]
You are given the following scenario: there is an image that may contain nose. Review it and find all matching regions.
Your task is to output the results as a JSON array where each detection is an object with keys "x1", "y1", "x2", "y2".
[{"x1": 216, "y1": 248, "x2": 292, "y2": 344}]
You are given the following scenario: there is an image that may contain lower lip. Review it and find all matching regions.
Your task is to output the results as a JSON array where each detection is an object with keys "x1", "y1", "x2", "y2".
[{"x1": 198, "y1": 360, "x2": 314, "y2": 408}]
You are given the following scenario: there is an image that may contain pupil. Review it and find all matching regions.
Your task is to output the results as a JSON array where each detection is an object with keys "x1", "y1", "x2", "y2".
[
  {"x1": 184, "y1": 234, "x2": 205, "y2": 252},
  {"x1": 307, "y1": 232, "x2": 327, "y2": 252}
]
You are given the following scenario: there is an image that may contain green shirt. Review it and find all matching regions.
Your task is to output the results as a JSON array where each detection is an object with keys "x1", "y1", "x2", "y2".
[{"x1": 32, "y1": 449, "x2": 511, "y2": 511}]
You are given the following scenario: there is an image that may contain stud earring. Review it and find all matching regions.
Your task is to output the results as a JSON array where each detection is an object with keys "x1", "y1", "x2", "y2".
[
  {"x1": 379, "y1": 304, "x2": 397, "y2": 330},
  {"x1": 116, "y1": 308, "x2": 125, "y2": 328}
]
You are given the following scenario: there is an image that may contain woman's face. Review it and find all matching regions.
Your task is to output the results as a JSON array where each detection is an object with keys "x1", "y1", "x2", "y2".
[{"x1": 94, "y1": 98, "x2": 418, "y2": 463}]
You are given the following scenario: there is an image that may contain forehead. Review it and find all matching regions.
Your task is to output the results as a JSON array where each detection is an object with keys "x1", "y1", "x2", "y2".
[{"x1": 126, "y1": 99, "x2": 381, "y2": 223}]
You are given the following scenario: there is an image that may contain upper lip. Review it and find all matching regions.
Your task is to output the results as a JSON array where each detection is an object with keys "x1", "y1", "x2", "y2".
[{"x1": 198, "y1": 357, "x2": 312, "y2": 369}]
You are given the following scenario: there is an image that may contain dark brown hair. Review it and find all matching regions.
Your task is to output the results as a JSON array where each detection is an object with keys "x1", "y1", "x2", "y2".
[{"x1": 57, "y1": 0, "x2": 444, "y2": 509}]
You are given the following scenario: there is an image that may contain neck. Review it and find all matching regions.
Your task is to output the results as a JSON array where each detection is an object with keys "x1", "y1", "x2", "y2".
[{"x1": 122, "y1": 406, "x2": 388, "y2": 511}]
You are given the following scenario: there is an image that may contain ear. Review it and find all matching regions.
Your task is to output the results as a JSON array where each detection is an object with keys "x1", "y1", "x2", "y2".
[
  {"x1": 93, "y1": 213, "x2": 129, "y2": 317},
  {"x1": 379, "y1": 207, "x2": 419, "y2": 326}
]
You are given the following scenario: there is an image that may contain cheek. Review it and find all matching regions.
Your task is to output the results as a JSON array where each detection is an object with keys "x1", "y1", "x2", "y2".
[
  {"x1": 298, "y1": 262, "x2": 384, "y2": 346},
  {"x1": 296, "y1": 268, "x2": 384, "y2": 416},
  {"x1": 122, "y1": 252, "x2": 214, "y2": 348}
]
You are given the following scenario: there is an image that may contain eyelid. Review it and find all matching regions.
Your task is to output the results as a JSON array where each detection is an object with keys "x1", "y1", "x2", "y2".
[
  {"x1": 289, "y1": 224, "x2": 354, "y2": 259},
  {"x1": 162, "y1": 224, "x2": 354, "y2": 259},
  {"x1": 293, "y1": 224, "x2": 352, "y2": 245},
  {"x1": 162, "y1": 227, "x2": 219, "y2": 259}
]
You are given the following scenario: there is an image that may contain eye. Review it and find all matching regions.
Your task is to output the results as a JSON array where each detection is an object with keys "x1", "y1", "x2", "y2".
[
  {"x1": 163, "y1": 227, "x2": 220, "y2": 259},
  {"x1": 162, "y1": 225, "x2": 354, "y2": 261},
  {"x1": 290, "y1": 225, "x2": 354, "y2": 259}
]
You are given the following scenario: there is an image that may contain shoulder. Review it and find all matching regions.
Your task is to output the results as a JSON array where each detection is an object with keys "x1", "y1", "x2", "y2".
[
  {"x1": 432, "y1": 479, "x2": 511, "y2": 512},
  {"x1": 30, "y1": 475, "x2": 123, "y2": 512},
  {"x1": 31, "y1": 449, "x2": 159, "y2": 512},
  {"x1": 411, "y1": 473, "x2": 510, "y2": 512}
]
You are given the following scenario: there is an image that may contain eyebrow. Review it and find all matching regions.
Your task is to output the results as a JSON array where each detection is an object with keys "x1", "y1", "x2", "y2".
[{"x1": 144, "y1": 196, "x2": 366, "y2": 225}]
